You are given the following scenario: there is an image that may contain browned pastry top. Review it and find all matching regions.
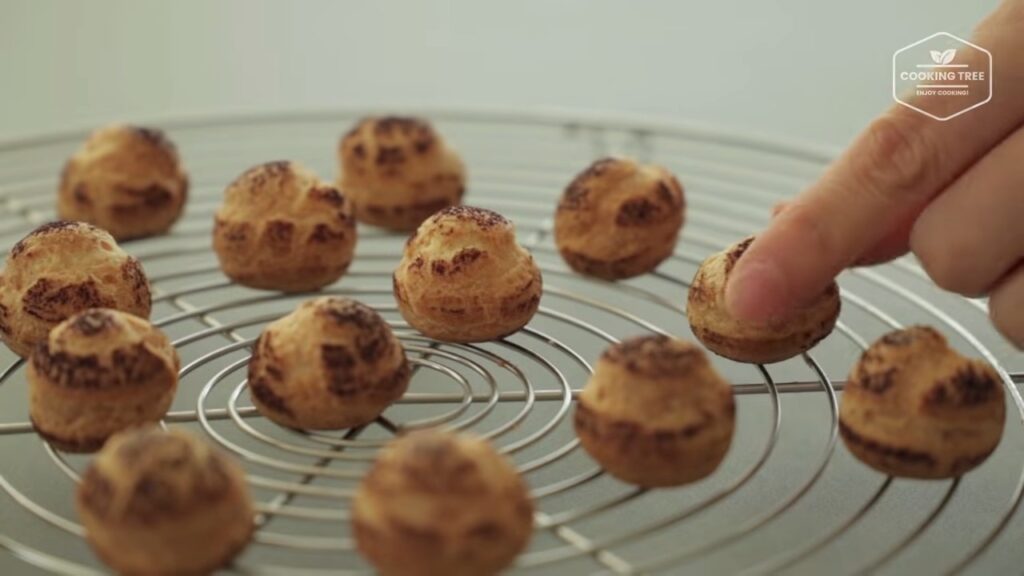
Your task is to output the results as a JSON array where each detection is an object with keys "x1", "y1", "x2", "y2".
[
  {"x1": 339, "y1": 116, "x2": 461, "y2": 183},
  {"x1": 217, "y1": 161, "x2": 353, "y2": 231},
  {"x1": 399, "y1": 206, "x2": 525, "y2": 290},
  {"x1": 63, "y1": 125, "x2": 184, "y2": 186},
  {"x1": 31, "y1": 308, "x2": 179, "y2": 390},
  {"x1": 581, "y1": 334, "x2": 734, "y2": 429},
  {"x1": 845, "y1": 326, "x2": 1003, "y2": 415}
]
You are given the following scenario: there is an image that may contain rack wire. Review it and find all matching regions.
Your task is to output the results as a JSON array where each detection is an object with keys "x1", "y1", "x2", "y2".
[{"x1": 0, "y1": 108, "x2": 1021, "y2": 575}]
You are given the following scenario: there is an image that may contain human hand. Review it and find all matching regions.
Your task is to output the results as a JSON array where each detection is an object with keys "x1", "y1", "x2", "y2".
[{"x1": 725, "y1": 0, "x2": 1024, "y2": 349}]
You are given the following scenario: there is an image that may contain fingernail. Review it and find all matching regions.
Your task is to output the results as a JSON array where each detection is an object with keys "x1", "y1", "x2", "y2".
[{"x1": 725, "y1": 259, "x2": 789, "y2": 323}]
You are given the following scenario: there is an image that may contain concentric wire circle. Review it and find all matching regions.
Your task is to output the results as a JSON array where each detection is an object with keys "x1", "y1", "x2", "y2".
[{"x1": 0, "y1": 108, "x2": 1021, "y2": 575}]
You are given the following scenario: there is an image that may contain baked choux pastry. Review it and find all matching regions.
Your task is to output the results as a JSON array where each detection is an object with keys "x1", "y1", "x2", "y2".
[
  {"x1": 28, "y1": 308, "x2": 179, "y2": 453},
  {"x1": 555, "y1": 157, "x2": 685, "y2": 280},
  {"x1": 687, "y1": 236, "x2": 840, "y2": 364},
  {"x1": 339, "y1": 116, "x2": 465, "y2": 231},
  {"x1": 213, "y1": 161, "x2": 357, "y2": 292},
  {"x1": 248, "y1": 296, "x2": 410, "y2": 430},
  {"x1": 575, "y1": 335, "x2": 735, "y2": 487},
  {"x1": 353, "y1": 429, "x2": 534, "y2": 576},
  {"x1": 77, "y1": 426, "x2": 254, "y2": 576},
  {"x1": 0, "y1": 221, "x2": 152, "y2": 358},
  {"x1": 393, "y1": 206, "x2": 542, "y2": 343},
  {"x1": 839, "y1": 326, "x2": 1005, "y2": 479},
  {"x1": 58, "y1": 124, "x2": 188, "y2": 240}
]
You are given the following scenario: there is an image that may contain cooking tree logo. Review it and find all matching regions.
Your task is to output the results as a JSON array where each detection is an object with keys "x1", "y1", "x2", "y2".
[
  {"x1": 892, "y1": 32, "x2": 992, "y2": 121},
  {"x1": 930, "y1": 48, "x2": 957, "y2": 65}
]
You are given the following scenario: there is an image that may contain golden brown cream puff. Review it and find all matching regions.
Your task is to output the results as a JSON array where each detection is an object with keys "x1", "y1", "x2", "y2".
[
  {"x1": 339, "y1": 116, "x2": 465, "y2": 231},
  {"x1": 393, "y1": 206, "x2": 542, "y2": 343},
  {"x1": 58, "y1": 124, "x2": 188, "y2": 240},
  {"x1": 213, "y1": 161, "x2": 357, "y2": 292},
  {"x1": 839, "y1": 326, "x2": 1005, "y2": 479},
  {"x1": 555, "y1": 157, "x2": 684, "y2": 280},
  {"x1": 575, "y1": 335, "x2": 735, "y2": 487}
]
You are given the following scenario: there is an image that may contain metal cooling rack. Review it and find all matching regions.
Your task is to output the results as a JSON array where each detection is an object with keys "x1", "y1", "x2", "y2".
[{"x1": 0, "y1": 108, "x2": 1022, "y2": 576}]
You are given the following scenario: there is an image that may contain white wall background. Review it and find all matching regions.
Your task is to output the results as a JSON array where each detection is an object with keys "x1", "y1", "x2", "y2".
[{"x1": 0, "y1": 0, "x2": 999, "y2": 147}]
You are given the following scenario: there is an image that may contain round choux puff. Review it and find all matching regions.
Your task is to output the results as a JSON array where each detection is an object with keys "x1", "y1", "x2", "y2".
[
  {"x1": 555, "y1": 157, "x2": 685, "y2": 280},
  {"x1": 76, "y1": 426, "x2": 254, "y2": 576},
  {"x1": 28, "y1": 308, "x2": 179, "y2": 452},
  {"x1": 58, "y1": 124, "x2": 188, "y2": 240},
  {"x1": 213, "y1": 161, "x2": 357, "y2": 292},
  {"x1": 247, "y1": 296, "x2": 410, "y2": 430},
  {"x1": 338, "y1": 116, "x2": 465, "y2": 231},
  {"x1": 575, "y1": 335, "x2": 735, "y2": 487},
  {"x1": 393, "y1": 206, "x2": 542, "y2": 343},
  {"x1": 839, "y1": 326, "x2": 1005, "y2": 479},
  {"x1": 353, "y1": 428, "x2": 534, "y2": 576}
]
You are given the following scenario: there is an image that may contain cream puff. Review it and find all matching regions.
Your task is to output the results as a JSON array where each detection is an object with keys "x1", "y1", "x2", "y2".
[
  {"x1": 28, "y1": 308, "x2": 179, "y2": 452},
  {"x1": 353, "y1": 428, "x2": 534, "y2": 576},
  {"x1": 839, "y1": 326, "x2": 1005, "y2": 478},
  {"x1": 248, "y1": 296, "x2": 410, "y2": 430},
  {"x1": 213, "y1": 161, "x2": 357, "y2": 292},
  {"x1": 339, "y1": 116, "x2": 465, "y2": 231},
  {"x1": 555, "y1": 157, "x2": 684, "y2": 280},
  {"x1": 58, "y1": 124, "x2": 188, "y2": 240},
  {"x1": 77, "y1": 426, "x2": 254, "y2": 576},
  {"x1": 393, "y1": 206, "x2": 542, "y2": 342},
  {"x1": 575, "y1": 335, "x2": 735, "y2": 487}
]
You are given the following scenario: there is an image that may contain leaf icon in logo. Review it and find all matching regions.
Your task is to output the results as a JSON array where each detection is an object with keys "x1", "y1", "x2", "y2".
[
  {"x1": 941, "y1": 48, "x2": 957, "y2": 64},
  {"x1": 930, "y1": 50, "x2": 944, "y2": 64}
]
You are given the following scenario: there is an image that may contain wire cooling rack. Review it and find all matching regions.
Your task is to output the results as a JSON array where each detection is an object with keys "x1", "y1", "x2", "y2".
[{"x1": 0, "y1": 108, "x2": 1022, "y2": 576}]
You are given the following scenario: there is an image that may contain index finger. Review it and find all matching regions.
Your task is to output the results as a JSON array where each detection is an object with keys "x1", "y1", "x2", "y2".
[{"x1": 725, "y1": 4, "x2": 1024, "y2": 323}]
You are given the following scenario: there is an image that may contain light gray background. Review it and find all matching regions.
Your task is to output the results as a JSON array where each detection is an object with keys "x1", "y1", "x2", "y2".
[{"x1": 0, "y1": 0, "x2": 1000, "y2": 147}]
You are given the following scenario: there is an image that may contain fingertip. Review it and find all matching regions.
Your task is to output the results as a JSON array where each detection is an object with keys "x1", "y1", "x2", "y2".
[
  {"x1": 728, "y1": 204, "x2": 847, "y2": 323},
  {"x1": 725, "y1": 254, "x2": 791, "y2": 324}
]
